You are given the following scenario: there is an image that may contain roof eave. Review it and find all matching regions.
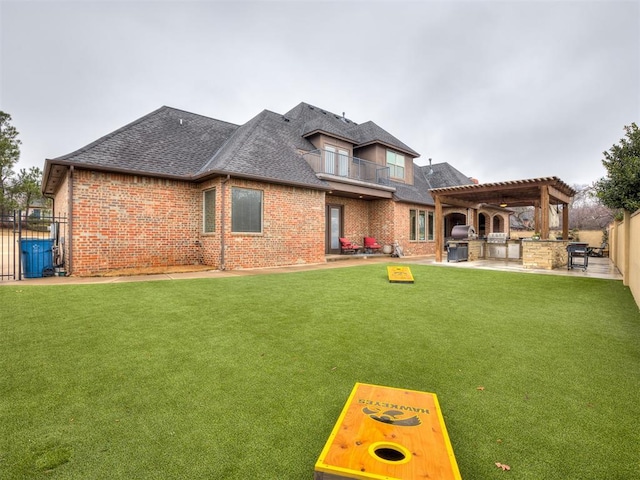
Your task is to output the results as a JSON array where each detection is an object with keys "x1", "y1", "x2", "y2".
[
  {"x1": 355, "y1": 139, "x2": 420, "y2": 158},
  {"x1": 43, "y1": 158, "x2": 331, "y2": 194},
  {"x1": 301, "y1": 128, "x2": 357, "y2": 145},
  {"x1": 193, "y1": 169, "x2": 331, "y2": 191}
]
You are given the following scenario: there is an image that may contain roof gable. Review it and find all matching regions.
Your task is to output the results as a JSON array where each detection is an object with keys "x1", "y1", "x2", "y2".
[
  {"x1": 285, "y1": 102, "x2": 419, "y2": 157},
  {"x1": 353, "y1": 121, "x2": 419, "y2": 157}
]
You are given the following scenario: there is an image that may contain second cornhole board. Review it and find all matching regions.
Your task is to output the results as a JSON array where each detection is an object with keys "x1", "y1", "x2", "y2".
[
  {"x1": 387, "y1": 266, "x2": 414, "y2": 283},
  {"x1": 314, "y1": 383, "x2": 461, "y2": 480}
]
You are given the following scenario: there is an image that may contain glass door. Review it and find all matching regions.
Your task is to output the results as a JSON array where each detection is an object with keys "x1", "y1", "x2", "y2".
[{"x1": 326, "y1": 205, "x2": 342, "y2": 254}]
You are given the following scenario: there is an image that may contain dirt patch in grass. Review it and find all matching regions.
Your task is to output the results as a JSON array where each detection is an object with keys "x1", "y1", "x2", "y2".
[{"x1": 86, "y1": 265, "x2": 217, "y2": 277}]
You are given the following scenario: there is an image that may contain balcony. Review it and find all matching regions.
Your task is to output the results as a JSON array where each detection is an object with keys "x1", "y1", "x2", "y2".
[{"x1": 303, "y1": 149, "x2": 390, "y2": 186}]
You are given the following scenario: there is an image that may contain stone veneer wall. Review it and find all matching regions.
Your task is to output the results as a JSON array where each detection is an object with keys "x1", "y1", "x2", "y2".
[
  {"x1": 522, "y1": 240, "x2": 568, "y2": 270},
  {"x1": 468, "y1": 240, "x2": 484, "y2": 261}
]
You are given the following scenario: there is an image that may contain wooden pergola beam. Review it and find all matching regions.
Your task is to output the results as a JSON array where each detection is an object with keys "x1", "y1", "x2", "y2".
[
  {"x1": 548, "y1": 185, "x2": 572, "y2": 205},
  {"x1": 436, "y1": 195, "x2": 480, "y2": 209}
]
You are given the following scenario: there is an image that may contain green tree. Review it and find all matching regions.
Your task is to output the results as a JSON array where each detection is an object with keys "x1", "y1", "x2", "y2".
[
  {"x1": 0, "y1": 111, "x2": 22, "y2": 212},
  {"x1": 12, "y1": 166, "x2": 46, "y2": 216},
  {"x1": 594, "y1": 123, "x2": 640, "y2": 212}
]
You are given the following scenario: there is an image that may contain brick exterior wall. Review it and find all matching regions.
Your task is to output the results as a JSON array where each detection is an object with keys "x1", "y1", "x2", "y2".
[
  {"x1": 55, "y1": 170, "x2": 327, "y2": 275},
  {"x1": 392, "y1": 202, "x2": 436, "y2": 256},
  {"x1": 369, "y1": 199, "x2": 396, "y2": 246},
  {"x1": 329, "y1": 196, "x2": 403, "y2": 250},
  {"x1": 336, "y1": 196, "x2": 369, "y2": 244},
  {"x1": 329, "y1": 196, "x2": 435, "y2": 256},
  {"x1": 65, "y1": 170, "x2": 201, "y2": 275},
  {"x1": 218, "y1": 179, "x2": 326, "y2": 270},
  {"x1": 52, "y1": 167, "x2": 444, "y2": 276}
]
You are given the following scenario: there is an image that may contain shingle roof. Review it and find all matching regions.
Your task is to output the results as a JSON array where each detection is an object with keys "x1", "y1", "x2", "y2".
[
  {"x1": 420, "y1": 162, "x2": 475, "y2": 189},
  {"x1": 354, "y1": 121, "x2": 419, "y2": 157},
  {"x1": 198, "y1": 110, "x2": 327, "y2": 187},
  {"x1": 284, "y1": 102, "x2": 420, "y2": 157},
  {"x1": 391, "y1": 169, "x2": 435, "y2": 205},
  {"x1": 51, "y1": 106, "x2": 239, "y2": 177},
  {"x1": 389, "y1": 162, "x2": 475, "y2": 206},
  {"x1": 44, "y1": 102, "x2": 426, "y2": 193}
]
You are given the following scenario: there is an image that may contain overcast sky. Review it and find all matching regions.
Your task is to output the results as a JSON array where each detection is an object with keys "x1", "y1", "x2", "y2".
[{"x1": 1, "y1": 0, "x2": 638, "y2": 186}]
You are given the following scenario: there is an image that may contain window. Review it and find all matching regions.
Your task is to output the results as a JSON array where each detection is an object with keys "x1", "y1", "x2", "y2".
[
  {"x1": 325, "y1": 145, "x2": 349, "y2": 176},
  {"x1": 203, "y1": 188, "x2": 215, "y2": 232},
  {"x1": 386, "y1": 150, "x2": 405, "y2": 179},
  {"x1": 410, "y1": 209, "x2": 434, "y2": 241},
  {"x1": 410, "y1": 210, "x2": 417, "y2": 241},
  {"x1": 232, "y1": 187, "x2": 262, "y2": 233},
  {"x1": 325, "y1": 146, "x2": 335, "y2": 174},
  {"x1": 338, "y1": 149, "x2": 349, "y2": 176},
  {"x1": 418, "y1": 211, "x2": 426, "y2": 241}
]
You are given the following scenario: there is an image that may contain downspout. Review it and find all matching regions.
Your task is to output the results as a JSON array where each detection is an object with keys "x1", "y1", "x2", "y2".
[
  {"x1": 220, "y1": 175, "x2": 230, "y2": 270},
  {"x1": 68, "y1": 166, "x2": 74, "y2": 275}
]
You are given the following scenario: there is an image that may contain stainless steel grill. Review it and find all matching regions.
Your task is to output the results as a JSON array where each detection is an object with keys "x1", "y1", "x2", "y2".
[{"x1": 487, "y1": 232, "x2": 508, "y2": 244}]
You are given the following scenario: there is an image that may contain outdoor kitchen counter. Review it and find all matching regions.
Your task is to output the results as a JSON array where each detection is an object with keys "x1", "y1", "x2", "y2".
[
  {"x1": 521, "y1": 239, "x2": 568, "y2": 270},
  {"x1": 467, "y1": 238, "x2": 522, "y2": 261}
]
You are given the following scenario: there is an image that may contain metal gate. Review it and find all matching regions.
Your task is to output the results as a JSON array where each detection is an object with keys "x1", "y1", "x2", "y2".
[{"x1": 0, "y1": 211, "x2": 68, "y2": 281}]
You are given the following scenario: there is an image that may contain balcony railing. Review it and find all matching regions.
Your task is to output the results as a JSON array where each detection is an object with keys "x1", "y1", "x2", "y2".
[{"x1": 302, "y1": 149, "x2": 390, "y2": 185}]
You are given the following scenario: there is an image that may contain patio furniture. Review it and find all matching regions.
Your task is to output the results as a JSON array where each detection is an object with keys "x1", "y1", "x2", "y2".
[
  {"x1": 363, "y1": 237, "x2": 382, "y2": 254},
  {"x1": 587, "y1": 242, "x2": 608, "y2": 257},
  {"x1": 339, "y1": 238, "x2": 361, "y2": 254}
]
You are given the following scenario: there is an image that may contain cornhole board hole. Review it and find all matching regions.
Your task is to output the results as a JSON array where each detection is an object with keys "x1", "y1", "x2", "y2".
[
  {"x1": 315, "y1": 383, "x2": 461, "y2": 480},
  {"x1": 387, "y1": 266, "x2": 414, "y2": 283}
]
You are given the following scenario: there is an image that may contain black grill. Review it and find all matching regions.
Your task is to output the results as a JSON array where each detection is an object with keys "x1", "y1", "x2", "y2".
[
  {"x1": 447, "y1": 225, "x2": 475, "y2": 262},
  {"x1": 450, "y1": 225, "x2": 476, "y2": 240},
  {"x1": 567, "y1": 243, "x2": 589, "y2": 271}
]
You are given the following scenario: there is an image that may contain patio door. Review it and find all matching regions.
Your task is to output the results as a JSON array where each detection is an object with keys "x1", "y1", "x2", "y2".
[{"x1": 326, "y1": 204, "x2": 343, "y2": 254}]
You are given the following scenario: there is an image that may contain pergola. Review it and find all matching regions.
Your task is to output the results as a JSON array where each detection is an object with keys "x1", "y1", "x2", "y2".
[{"x1": 429, "y1": 177, "x2": 576, "y2": 262}]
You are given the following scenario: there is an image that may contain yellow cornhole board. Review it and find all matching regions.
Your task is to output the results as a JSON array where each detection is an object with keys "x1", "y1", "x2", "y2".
[
  {"x1": 387, "y1": 266, "x2": 414, "y2": 283},
  {"x1": 314, "y1": 383, "x2": 461, "y2": 480}
]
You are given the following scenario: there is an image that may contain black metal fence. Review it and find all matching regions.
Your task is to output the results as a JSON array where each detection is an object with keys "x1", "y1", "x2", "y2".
[{"x1": 0, "y1": 211, "x2": 68, "y2": 281}]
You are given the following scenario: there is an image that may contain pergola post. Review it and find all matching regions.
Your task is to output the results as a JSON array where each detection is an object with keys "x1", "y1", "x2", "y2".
[
  {"x1": 562, "y1": 204, "x2": 569, "y2": 240},
  {"x1": 435, "y1": 195, "x2": 443, "y2": 262},
  {"x1": 540, "y1": 185, "x2": 550, "y2": 239},
  {"x1": 534, "y1": 201, "x2": 541, "y2": 234}
]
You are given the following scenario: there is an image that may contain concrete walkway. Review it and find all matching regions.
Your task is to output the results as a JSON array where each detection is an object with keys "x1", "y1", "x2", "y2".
[
  {"x1": 2, "y1": 254, "x2": 622, "y2": 286},
  {"x1": 412, "y1": 255, "x2": 622, "y2": 281}
]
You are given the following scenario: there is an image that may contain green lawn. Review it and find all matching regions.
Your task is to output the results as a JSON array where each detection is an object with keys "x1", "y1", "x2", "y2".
[{"x1": 1, "y1": 264, "x2": 639, "y2": 479}]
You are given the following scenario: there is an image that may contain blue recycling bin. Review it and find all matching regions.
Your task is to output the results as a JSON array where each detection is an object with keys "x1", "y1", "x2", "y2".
[{"x1": 21, "y1": 238, "x2": 54, "y2": 278}]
